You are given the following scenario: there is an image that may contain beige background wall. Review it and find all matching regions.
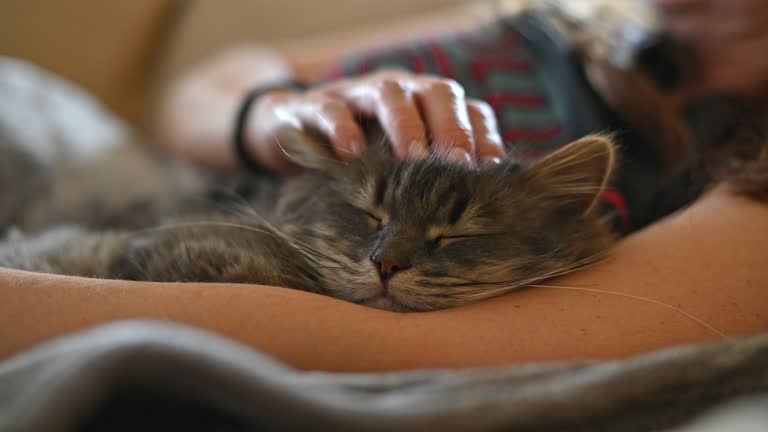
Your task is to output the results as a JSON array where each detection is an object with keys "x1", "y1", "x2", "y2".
[
  {"x1": 0, "y1": 0, "x2": 176, "y2": 124},
  {"x1": 159, "y1": 0, "x2": 471, "y2": 78},
  {"x1": 0, "y1": 0, "x2": 488, "y2": 125}
]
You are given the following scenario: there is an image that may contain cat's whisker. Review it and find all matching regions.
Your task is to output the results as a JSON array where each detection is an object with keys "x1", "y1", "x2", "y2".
[
  {"x1": 443, "y1": 256, "x2": 605, "y2": 300},
  {"x1": 375, "y1": 132, "x2": 389, "y2": 149},
  {"x1": 521, "y1": 254, "x2": 604, "y2": 282},
  {"x1": 274, "y1": 135, "x2": 350, "y2": 168},
  {"x1": 135, "y1": 221, "x2": 273, "y2": 237},
  {"x1": 208, "y1": 214, "x2": 346, "y2": 265},
  {"x1": 441, "y1": 247, "x2": 589, "y2": 285},
  {"x1": 131, "y1": 221, "x2": 340, "y2": 267},
  {"x1": 528, "y1": 283, "x2": 725, "y2": 337},
  {"x1": 479, "y1": 247, "x2": 566, "y2": 274},
  {"x1": 182, "y1": 182, "x2": 271, "y2": 222},
  {"x1": 217, "y1": 203, "x2": 269, "y2": 224},
  {"x1": 223, "y1": 209, "x2": 346, "y2": 264},
  {"x1": 205, "y1": 185, "x2": 252, "y2": 205}
]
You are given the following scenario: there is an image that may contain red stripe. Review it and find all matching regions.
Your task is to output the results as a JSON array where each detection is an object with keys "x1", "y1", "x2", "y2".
[
  {"x1": 502, "y1": 125, "x2": 563, "y2": 143},
  {"x1": 470, "y1": 59, "x2": 531, "y2": 83},
  {"x1": 406, "y1": 51, "x2": 428, "y2": 73},
  {"x1": 486, "y1": 93, "x2": 546, "y2": 109},
  {"x1": 356, "y1": 56, "x2": 376, "y2": 74},
  {"x1": 601, "y1": 188, "x2": 631, "y2": 232},
  {"x1": 470, "y1": 35, "x2": 521, "y2": 57},
  {"x1": 426, "y1": 40, "x2": 457, "y2": 79}
]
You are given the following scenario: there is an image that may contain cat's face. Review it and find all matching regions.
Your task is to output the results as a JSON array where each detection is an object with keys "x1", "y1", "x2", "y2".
[{"x1": 279, "y1": 136, "x2": 616, "y2": 311}]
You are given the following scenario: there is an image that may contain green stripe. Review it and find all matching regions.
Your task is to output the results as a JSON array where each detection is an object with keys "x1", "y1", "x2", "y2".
[
  {"x1": 500, "y1": 108, "x2": 559, "y2": 128},
  {"x1": 485, "y1": 74, "x2": 546, "y2": 93}
]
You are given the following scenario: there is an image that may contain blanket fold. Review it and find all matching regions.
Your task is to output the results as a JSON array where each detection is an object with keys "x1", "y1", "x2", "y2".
[{"x1": 1, "y1": 321, "x2": 766, "y2": 432}]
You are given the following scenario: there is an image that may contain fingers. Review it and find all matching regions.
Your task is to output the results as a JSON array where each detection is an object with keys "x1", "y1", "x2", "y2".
[
  {"x1": 248, "y1": 91, "x2": 305, "y2": 174},
  {"x1": 331, "y1": 76, "x2": 429, "y2": 160},
  {"x1": 342, "y1": 71, "x2": 478, "y2": 163},
  {"x1": 258, "y1": 71, "x2": 507, "y2": 169},
  {"x1": 371, "y1": 80, "x2": 429, "y2": 160},
  {"x1": 290, "y1": 95, "x2": 367, "y2": 161},
  {"x1": 467, "y1": 99, "x2": 505, "y2": 164},
  {"x1": 414, "y1": 79, "x2": 475, "y2": 164}
]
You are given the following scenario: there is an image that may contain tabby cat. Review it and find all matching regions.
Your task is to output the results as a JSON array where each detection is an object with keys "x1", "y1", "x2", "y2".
[{"x1": 0, "y1": 132, "x2": 616, "y2": 312}]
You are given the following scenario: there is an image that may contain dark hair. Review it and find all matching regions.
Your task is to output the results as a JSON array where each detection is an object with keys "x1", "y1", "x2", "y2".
[
  {"x1": 709, "y1": 128, "x2": 768, "y2": 201},
  {"x1": 682, "y1": 97, "x2": 768, "y2": 200}
]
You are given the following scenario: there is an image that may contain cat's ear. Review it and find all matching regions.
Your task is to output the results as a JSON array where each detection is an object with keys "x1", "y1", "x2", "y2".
[
  {"x1": 274, "y1": 128, "x2": 342, "y2": 172},
  {"x1": 524, "y1": 134, "x2": 617, "y2": 217}
]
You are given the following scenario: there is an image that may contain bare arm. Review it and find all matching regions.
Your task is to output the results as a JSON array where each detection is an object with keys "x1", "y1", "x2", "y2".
[
  {"x1": 155, "y1": 50, "x2": 503, "y2": 174},
  {"x1": 154, "y1": 47, "x2": 295, "y2": 169},
  {"x1": 154, "y1": 4, "x2": 498, "y2": 173},
  {"x1": 2, "y1": 185, "x2": 767, "y2": 371}
]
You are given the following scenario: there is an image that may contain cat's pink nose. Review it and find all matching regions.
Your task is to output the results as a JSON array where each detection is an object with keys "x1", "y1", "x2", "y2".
[
  {"x1": 378, "y1": 257, "x2": 400, "y2": 275},
  {"x1": 371, "y1": 254, "x2": 409, "y2": 281}
]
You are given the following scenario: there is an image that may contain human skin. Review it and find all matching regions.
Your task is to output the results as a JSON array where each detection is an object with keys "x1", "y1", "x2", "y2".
[
  {"x1": 2, "y1": 185, "x2": 767, "y2": 371},
  {"x1": 156, "y1": 52, "x2": 503, "y2": 174},
  {"x1": 655, "y1": 0, "x2": 768, "y2": 98}
]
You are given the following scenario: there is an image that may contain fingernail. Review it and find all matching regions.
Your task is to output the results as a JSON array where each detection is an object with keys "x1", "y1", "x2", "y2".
[
  {"x1": 407, "y1": 141, "x2": 428, "y2": 160},
  {"x1": 482, "y1": 156, "x2": 502, "y2": 165},
  {"x1": 446, "y1": 148, "x2": 472, "y2": 165}
]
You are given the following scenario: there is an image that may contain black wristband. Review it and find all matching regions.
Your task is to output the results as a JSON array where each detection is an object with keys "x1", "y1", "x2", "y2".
[{"x1": 233, "y1": 80, "x2": 305, "y2": 172}]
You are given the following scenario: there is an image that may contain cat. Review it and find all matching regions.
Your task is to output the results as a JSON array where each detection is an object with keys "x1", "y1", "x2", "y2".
[{"x1": 0, "y1": 132, "x2": 617, "y2": 312}]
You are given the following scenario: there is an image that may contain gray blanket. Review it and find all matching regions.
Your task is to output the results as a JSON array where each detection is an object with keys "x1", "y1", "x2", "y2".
[{"x1": 1, "y1": 321, "x2": 767, "y2": 432}]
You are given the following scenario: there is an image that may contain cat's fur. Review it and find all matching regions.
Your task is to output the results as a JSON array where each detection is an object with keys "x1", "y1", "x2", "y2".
[{"x1": 0, "y1": 132, "x2": 617, "y2": 312}]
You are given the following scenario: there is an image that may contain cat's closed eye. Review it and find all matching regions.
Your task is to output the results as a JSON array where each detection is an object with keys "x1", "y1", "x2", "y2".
[
  {"x1": 428, "y1": 226, "x2": 474, "y2": 248},
  {"x1": 362, "y1": 210, "x2": 384, "y2": 230},
  {"x1": 434, "y1": 235, "x2": 474, "y2": 248},
  {"x1": 434, "y1": 232, "x2": 503, "y2": 248}
]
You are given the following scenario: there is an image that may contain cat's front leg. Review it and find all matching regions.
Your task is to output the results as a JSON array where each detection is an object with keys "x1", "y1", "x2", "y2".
[
  {"x1": 112, "y1": 225, "x2": 323, "y2": 293},
  {"x1": 0, "y1": 226, "x2": 130, "y2": 278},
  {"x1": 0, "y1": 223, "x2": 325, "y2": 295}
]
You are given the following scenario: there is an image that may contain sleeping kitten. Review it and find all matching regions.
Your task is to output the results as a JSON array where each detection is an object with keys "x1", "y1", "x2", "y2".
[{"x1": 0, "y1": 134, "x2": 616, "y2": 311}]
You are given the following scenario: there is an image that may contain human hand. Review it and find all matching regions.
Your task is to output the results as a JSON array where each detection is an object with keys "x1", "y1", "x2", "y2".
[
  {"x1": 655, "y1": 0, "x2": 768, "y2": 98},
  {"x1": 245, "y1": 69, "x2": 505, "y2": 174}
]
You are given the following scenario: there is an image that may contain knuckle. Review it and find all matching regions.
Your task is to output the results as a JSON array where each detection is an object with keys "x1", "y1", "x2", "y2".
[
  {"x1": 388, "y1": 116, "x2": 422, "y2": 135},
  {"x1": 258, "y1": 90, "x2": 292, "y2": 107},
  {"x1": 438, "y1": 127, "x2": 474, "y2": 146},
  {"x1": 425, "y1": 78, "x2": 465, "y2": 98},
  {"x1": 374, "y1": 68, "x2": 410, "y2": 79},
  {"x1": 317, "y1": 98, "x2": 348, "y2": 114},
  {"x1": 467, "y1": 99, "x2": 493, "y2": 115},
  {"x1": 375, "y1": 78, "x2": 406, "y2": 96}
]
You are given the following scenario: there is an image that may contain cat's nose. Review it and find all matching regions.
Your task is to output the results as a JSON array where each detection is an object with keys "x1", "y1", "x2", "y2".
[{"x1": 370, "y1": 254, "x2": 410, "y2": 281}]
